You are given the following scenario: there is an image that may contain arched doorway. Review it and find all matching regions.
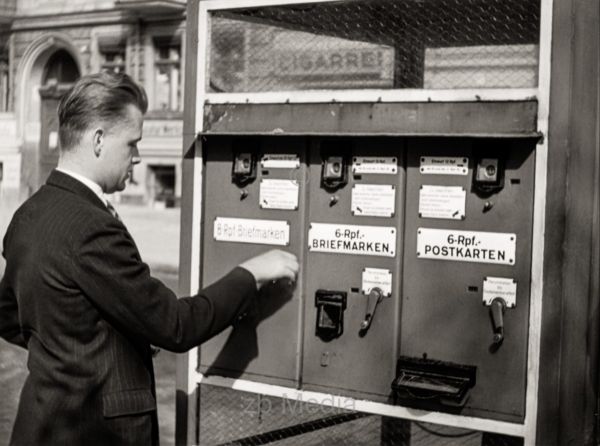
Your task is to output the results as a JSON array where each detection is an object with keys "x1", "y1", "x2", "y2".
[
  {"x1": 37, "y1": 49, "x2": 80, "y2": 188},
  {"x1": 42, "y1": 49, "x2": 80, "y2": 84}
]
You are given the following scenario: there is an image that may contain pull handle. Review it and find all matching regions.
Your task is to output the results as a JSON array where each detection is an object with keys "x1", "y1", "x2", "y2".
[
  {"x1": 490, "y1": 297, "x2": 506, "y2": 345},
  {"x1": 359, "y1": 287, "x2": 384, "y2": 336}
]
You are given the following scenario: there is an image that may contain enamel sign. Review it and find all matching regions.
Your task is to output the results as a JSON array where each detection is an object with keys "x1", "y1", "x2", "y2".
[
  {"x1": 309, "y1": 223, "x2": 396, "y2": 257},
  {"x1": 417, "y1": 228, "x2": 516, "y2": 265},
  {"x1": 214, "y1": 217, "x2": 290, "y2": 246}
]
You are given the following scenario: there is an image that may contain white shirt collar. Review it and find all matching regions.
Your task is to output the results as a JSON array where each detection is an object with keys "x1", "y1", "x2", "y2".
[{"x1": 56, "y1": 167, "x2": 107, "y2": 207}]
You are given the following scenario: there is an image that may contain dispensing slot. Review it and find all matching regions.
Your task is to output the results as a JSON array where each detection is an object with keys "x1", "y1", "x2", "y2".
[
  {"x1": 392, "y1": 357, "x2": 476, "y2": 408},
  {"x1": 315, "y1": 290, "x2": 347, "y2": 341}
]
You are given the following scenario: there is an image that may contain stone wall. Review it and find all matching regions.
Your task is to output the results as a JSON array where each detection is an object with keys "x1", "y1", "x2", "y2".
[
  {"x1": 0, "y1": 0, "x2": 16, "y2": 17},
  {"x1": 16, "y1": 0, "x2": 114, "y2": 15}
]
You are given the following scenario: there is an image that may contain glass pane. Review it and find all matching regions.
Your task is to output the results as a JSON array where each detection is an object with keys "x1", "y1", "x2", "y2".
[
  {"x1": 154, "y1": 63, "x2": 181, "y2": 111},
  {"x1": 155, "y1": 65, "x2": 172, "y2": 110},
  {"x1": 100, "y1": 51, "x2": 126, "y2": 74},
  {"x1": 0, "y1": 67, "x2": 8, "y2": 112},
  {"x1": 209, "y1": 0, "x2": 540, "y2": 92}
]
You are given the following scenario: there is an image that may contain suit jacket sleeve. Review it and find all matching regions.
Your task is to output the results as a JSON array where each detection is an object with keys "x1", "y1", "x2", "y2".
[
  {"x1": 72, "y1": 218, "x2": 257, "y2": 353},
  {"x1": 0, "y1": 225, "x2": 27, "y2": 349},
  {"x1": 0, "y1": 274, "x2": 27, "y2": 349}
]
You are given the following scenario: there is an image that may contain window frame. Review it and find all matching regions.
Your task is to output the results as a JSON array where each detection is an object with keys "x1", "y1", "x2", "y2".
[
  {"x1": 0, "y1": 43, "x2": 9, "y2": 112},
  {"x1": 145, "y1": 28, "x2": 186, "y2": 116}
]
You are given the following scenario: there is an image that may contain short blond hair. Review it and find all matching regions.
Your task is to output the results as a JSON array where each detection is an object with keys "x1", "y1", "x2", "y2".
[{"x1": 58, "y1": 72, "x2": 148, "y2": 151}]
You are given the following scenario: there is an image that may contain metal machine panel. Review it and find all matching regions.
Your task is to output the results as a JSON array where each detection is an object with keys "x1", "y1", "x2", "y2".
[
  {"x1": 203, "y1": 102, "x2": 540, "y2": 137},
  {"x1": 301, "y1": 138, "x2": 404, "y2": 400},
  {"x1": 199, "y1": 136, "x2": 307, "y2": 386},
  {"x1": 400, "y1": 138, "x2": 536, "y2": 422}
]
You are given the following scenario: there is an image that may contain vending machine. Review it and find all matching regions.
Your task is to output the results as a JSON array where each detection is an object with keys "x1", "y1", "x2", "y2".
[{"x1": 177, "y1": 0, "x2": 599, "y2": 445}]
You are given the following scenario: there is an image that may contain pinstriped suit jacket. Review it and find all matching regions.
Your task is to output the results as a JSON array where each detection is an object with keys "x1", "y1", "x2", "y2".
[{"x1": 0, "y1": 170, "x2": 257, "y2": 445}]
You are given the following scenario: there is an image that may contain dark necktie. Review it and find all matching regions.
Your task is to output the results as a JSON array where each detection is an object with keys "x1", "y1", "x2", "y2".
[{"x1": 105, "y1": 201, "x2": 121, "y2": 222}]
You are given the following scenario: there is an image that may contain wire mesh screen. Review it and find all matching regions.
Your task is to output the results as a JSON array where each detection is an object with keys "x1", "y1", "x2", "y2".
[
  {"x1": 197, "y1": 385, "x2": 524, "y2": 446},
  {"x1": 208, "y1": 0, "x2": 541, "y2": 93}
]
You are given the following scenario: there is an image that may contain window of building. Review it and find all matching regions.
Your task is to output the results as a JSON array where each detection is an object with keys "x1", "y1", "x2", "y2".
[
  {"x1": 100, "y1": 48, "x2": 126, "y2": 74},
  {"x1": 96, "y1": 34, "x2": 127, "y2": 75},
  {"x1": 0, "y1": 46, "x2": 9, "y2": 112},
  {"x1": 153, "y1": 36, "x2": 181, "y2": 111},
  {"x1": 148, "y1": 164, "x2": 176, "y2": 207}
]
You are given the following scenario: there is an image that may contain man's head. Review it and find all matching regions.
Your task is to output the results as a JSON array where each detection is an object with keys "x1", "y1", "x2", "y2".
[{"x1": 57, "y1": 72, "x2": 148, "y2": 193}]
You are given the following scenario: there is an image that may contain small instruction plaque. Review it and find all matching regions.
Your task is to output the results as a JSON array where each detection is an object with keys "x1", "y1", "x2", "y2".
[
  {"x1": 483, "y1": 277, "x2": 517, "y2": 308},
  {"x1": 417, "y1": 228, "x2": 516, "y2": 265},
  {"x1": 309, "y1": 223, "x2": 396, "y2": 257},
  {"x1": 214, "y1": 217, "x2": 290, "y2": 246},
  {"x1": 362, "y1": 268, "x2": 392, "y2": 297},
  {"x1": 352, "y1": 156, "x2": 398, "y2": 175},
  {"x1": 261, "y1": 154, "x2": 300, "y2": 169},
  {"x1": 352, "y1": 184, "x2": 396, "y2": 218},
  {"x1": 260, "y1": 179, "x2": 299, "y2": 210},
  {"x1": 420, "y1": 156, "x2": 468, "y2": 175},
  {"x1": 419, "y1": 185, "x2": 466, "y2": 220}
]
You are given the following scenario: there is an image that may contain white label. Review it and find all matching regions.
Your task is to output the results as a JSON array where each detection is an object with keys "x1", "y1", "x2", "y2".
[
  {"x1": 420, "y1": 156, "x2": 468, "y2": 175},
  {"x1": 259, "y1": 179, "x2": 299, "y2": 210},
  {"x1": 214, "y1": 217, "x2": 290, "y2": 246},
  {"x1": 309, "y1": 223, "x2": 396, "y2": 257},
  {"x1": 352, "y1": 184, "x2": 396, "y2": 217},
  {"x1": 419, "y1": 185, "x2": 466, "y2": 220},
  {"x1": 48, "y1": 131, "x2": 58, "y2": 151},
  {"x1": 417, "y1": 228, "x2": 516, "y2": 265},
  {"x1": 352, "y1": 156, "x2": 398, "y2": 174},
  {"x1": 261, "y1": 154, "x2": 300, "y2": 169},
  {"x1": 483, "y1": 277, "x2": 517, "y2": 307},
  {"x1": 362, "y1": 268, "x2": 392, "y2": 296}
]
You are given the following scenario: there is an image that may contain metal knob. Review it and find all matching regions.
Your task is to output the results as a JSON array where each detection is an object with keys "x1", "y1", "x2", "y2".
[
  {"x1": 360, "y1": 287, "x2": 384, "y2": 335},
  {"x1": 490, "y1": 297, "x2": 506, "y2": 345}
]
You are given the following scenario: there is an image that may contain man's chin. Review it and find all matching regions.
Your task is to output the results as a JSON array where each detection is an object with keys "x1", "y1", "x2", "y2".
[{"x1": 105, "y1": 182, "x2": 127, "y2": 194}]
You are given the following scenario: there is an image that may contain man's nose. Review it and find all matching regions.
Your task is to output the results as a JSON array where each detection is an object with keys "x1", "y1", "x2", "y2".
[{"x1": 132, "y1": 147, "x2": 141, "y2": 165}]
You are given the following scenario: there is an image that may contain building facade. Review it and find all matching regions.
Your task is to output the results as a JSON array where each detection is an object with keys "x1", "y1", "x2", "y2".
[{"x1": 0, "y1": 0, "x2": 186, "y2": 206}]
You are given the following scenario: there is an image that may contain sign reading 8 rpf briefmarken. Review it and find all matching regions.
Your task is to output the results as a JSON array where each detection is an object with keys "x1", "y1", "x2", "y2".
[{"x1": 214, "y1": 217, "x2": 290, "y2": 246}]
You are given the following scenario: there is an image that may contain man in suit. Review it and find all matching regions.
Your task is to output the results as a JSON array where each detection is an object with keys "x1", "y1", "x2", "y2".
[{"x1": 0, "y1": 72, "x2": 299, "y2": 445}]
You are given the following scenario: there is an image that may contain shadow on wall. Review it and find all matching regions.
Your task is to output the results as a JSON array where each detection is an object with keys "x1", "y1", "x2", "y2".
[{"x1": 203, "y1": 280, "x2": 295, "y2": 378}]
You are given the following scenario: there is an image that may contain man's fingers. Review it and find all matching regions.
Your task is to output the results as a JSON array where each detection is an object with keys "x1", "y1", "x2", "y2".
[{"x1": 238, "y1": 249, "x2": 300, "y2": 285}]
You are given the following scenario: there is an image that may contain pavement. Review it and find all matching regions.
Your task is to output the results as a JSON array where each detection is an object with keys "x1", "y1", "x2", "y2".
[
  {"x1": 117, "y1": 203, "x2": 181, "y2": 274},
  {"x1": 0, "y1": 198, "x2": 181, "y2": 445}
]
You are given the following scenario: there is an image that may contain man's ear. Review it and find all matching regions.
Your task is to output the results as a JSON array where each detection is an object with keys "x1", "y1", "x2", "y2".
[{"x1": 92, "y1": 128, "x2": 104, "y2": 157}]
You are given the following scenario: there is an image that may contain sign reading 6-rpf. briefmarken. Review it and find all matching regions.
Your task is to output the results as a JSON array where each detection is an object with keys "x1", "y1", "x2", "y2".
[{"x1": 308, "y1": 223, "x2": 397, "y2": 257}]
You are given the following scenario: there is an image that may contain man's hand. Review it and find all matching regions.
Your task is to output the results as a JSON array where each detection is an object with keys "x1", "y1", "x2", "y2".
[{"x1": 239, "y1": 250, "x2": 299, "y2": 288}]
